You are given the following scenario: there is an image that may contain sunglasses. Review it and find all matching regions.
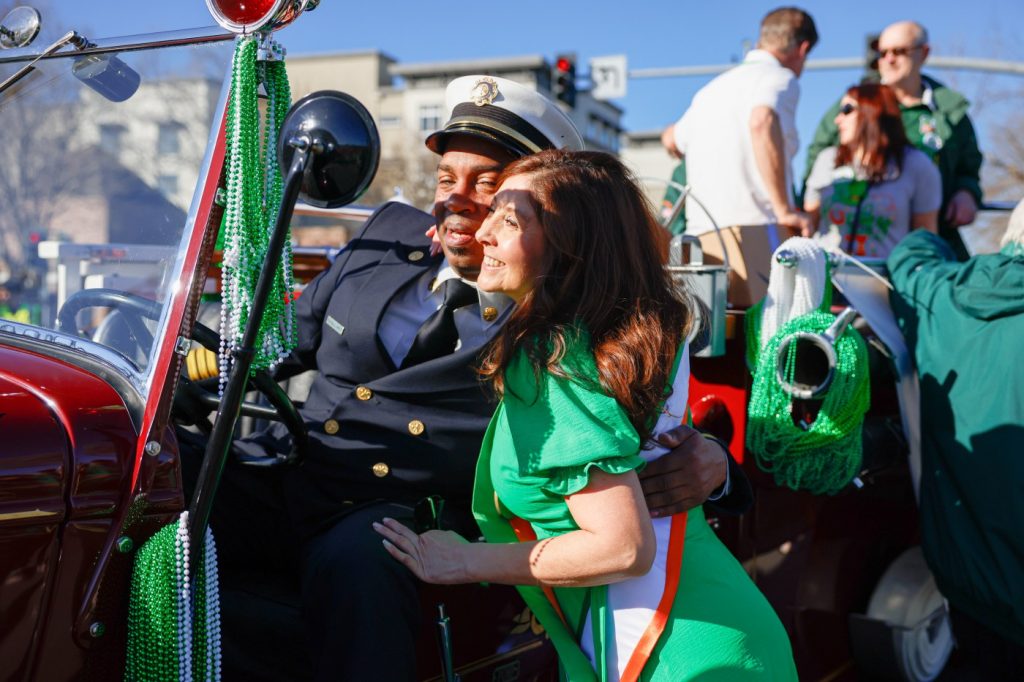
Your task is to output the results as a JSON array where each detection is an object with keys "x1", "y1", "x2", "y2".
[
  {"x1": 878, "y1": 45, "x2": 922, "y2": 58},
  {"x1": 838, "y1": 102, "x2": 857, "y2": 116}
]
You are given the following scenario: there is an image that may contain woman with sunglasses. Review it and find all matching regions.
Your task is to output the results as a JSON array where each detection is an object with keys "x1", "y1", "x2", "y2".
[
  {"x1": 803, "y1": 83, "x2": 941, "y2": 258},
  {"x1": 375, "y1": 150, "x2": 797, "y2": 681}
]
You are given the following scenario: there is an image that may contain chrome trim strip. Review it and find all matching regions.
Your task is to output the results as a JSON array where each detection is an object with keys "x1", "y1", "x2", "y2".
[
  {"x1": 294, "y1": 203, "x2": 376, "y2": 221},
  {"x1": 0, "y1": 321, "x2": 143, "y2": 389},
  {"x1": 151, "y1": 61, "x2": 232, "y2": 397},
  {"x1": 0, "y1": 26, "x2": 233, "y2": 65},
  {"x1": 0, "y1": 503, "x2": 58, "y2": 520},
  {"x1": 0, "y1": 508, "x2": 60, "y2": 521}
]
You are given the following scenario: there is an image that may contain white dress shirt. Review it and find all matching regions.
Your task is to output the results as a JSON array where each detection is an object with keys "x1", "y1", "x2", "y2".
[{"x1": 672, "y1": 49, "x2": 800, "y2": 234}]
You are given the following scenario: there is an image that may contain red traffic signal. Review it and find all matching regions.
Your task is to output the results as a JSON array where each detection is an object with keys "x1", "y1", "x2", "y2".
[{"x1": 552, "y1": 53, "x2": 577, "y2": 107}]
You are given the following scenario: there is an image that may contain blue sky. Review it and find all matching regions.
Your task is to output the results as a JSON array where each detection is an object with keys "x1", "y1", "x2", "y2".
[{"x1": 32, "y1": 0, "x2": 1024, "y2": 185}]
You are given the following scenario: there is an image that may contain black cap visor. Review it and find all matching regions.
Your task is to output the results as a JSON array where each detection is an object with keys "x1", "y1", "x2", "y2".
[{"x1": 425, "y1": 102, "x2": 556, "y2": 157}]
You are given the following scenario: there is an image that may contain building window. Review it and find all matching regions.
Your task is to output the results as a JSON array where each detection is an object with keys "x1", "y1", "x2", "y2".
[
  {"x1": 156, "y1": 174, "x2": 178, "y2": 198},
  {"x1": 157, "y1": 122, "x2": 182, "y2": 155},
  {"x1": 99, "y1": 124, "x2": 126, "y2": 155},
  {"x1": 379, "y1": 116, "x2": 402, "y2": 128},
  {"x1": 418, "y1": 104, "x2": 442, "y2": 133}
]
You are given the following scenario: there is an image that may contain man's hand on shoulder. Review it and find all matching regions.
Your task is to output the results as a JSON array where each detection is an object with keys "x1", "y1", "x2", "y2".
[
  {"x1": 774, "y1": 207, "x2": 815, "y2": 237},
  {"x1": 638, "y1": 425, "x2": 727, "y2": 518},
  {"x1": 945, "y1": 189, "x2": 978, "y2": 228}
]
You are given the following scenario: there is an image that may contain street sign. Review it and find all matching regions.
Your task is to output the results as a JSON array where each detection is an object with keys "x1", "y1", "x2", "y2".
[{"x1": 589, "y1": 54, "x2": 627, "y2": 100}]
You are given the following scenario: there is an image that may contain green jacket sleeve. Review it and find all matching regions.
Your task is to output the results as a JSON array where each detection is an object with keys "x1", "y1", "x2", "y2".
[
  {"x1": 887, "y1": 231, "x2": 958, "y2": 294},
  {"x1": 800, "y1": 98, "x2": 842, "y2": 206},
  {"x1": 886, "y1": 231, "x2": 961, "y2": 341}
]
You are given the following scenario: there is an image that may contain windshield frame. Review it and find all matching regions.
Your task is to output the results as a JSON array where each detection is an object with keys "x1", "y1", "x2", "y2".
[{"x1": 0, "y1": 25, "x2": 234, "y2": 445}]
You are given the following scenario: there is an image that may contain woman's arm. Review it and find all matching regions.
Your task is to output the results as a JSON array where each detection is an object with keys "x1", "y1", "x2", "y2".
[
  {"x1": 803, "y1": 198, "x2": 821, "y2": 234},
  {"x1": 912, "y1": 210, "x2": 938, "y2": 233},
  {"x1": 374, "y1": 468, "x2": 656, "y2": 587}
]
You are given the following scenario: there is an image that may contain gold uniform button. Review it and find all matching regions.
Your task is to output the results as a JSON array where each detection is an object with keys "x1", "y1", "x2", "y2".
[
  {"x1": 482, "y1": 306, "x2": 498, "y2": 322},
  {"x1": 372, "y1": 462, "x2": 390, "y2": 478},
  {"x1": 407, "y1": 419, "x2": 425, "y2": 436},
  {"x1": 324, "y1": 419, "x2": 340, "y2": 435},
  {"x1": 355, "y1": 386, "x2": 373, "y2": 401},
  {"x1": 408, "y1": 250, "x2": 425, "y2": 262}
]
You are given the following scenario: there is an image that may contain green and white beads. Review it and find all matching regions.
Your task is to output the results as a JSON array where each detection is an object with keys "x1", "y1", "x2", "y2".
[
  {"x1": 126, "y1": 512, "x2": 221, "y2": 681},
  {"x1": 219, "y1": 36, "x2": 296, "y2": 391}
]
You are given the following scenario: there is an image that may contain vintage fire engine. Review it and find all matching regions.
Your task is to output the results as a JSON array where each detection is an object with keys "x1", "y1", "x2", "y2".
[{"x1": 0, "y1": 1, "x2": 949, "y2": 680}]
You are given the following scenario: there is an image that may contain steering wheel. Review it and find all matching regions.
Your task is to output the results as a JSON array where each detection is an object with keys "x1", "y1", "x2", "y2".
[
  {"x1": 57, "y1": 288, "x2": 158, "y2": 361},
  {"x1": 56, "y1": 288, "x2": 308, "y2": 463}
]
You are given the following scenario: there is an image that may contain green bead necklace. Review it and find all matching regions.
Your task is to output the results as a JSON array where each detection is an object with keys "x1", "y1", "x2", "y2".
[
  {"x1": 126, "y1": 512, "x2": 221, "y2": 681},
  {"x1": 219, "y1": 36, "x2": 296, "y2": 391},
  {"x1": 746, "y1": 309, "x2": 870, "y2": 495}
]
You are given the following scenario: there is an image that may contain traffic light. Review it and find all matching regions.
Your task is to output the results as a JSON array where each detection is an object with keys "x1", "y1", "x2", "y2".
[
  {"x1": 865, "y1": 33, "x2": 881, "y2": 77},
  {"x1": 552, "y1": 54, "x2": 576, "y2": 107}
]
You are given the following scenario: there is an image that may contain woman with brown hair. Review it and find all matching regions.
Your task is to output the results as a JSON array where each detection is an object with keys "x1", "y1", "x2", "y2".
[
  {"x1": 804, "y1": 83, "x2": 941, "y2": 258},
  {"x1": 375, "y1": 150, "x2": 796, "y2": 681}
]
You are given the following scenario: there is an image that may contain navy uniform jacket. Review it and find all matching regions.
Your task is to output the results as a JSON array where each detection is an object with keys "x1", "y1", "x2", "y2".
[{"x1": 237, "y1": 202, "x2": 496, "y2": 527}]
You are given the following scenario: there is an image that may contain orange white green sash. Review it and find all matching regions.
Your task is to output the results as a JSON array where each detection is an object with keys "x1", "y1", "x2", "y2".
[{"x1": 472, "y1": 346, "x2": 691, "y2": 681}]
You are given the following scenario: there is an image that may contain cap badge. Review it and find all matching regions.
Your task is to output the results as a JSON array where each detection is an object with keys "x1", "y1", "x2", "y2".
[{"x1": 470, "y1": 77, "x2": 499, "y2": 106}]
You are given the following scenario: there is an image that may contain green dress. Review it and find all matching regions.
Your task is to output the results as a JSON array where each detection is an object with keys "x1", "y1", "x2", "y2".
[{"x1": 472, "y1": 333, "x2": 797, "y2": 681}]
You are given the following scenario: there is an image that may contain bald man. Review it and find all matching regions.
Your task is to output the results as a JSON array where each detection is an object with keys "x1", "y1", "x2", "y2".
[{"x1": 803, "y1": 20, "x2": 983, "y2": 260}]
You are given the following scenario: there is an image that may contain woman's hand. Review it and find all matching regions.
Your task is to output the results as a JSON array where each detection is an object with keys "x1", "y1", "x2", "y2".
[{"x1": 373, "y1": 517, "x2": 469, "y2": 584}]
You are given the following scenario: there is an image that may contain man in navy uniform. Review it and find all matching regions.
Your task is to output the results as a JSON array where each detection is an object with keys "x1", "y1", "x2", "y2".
[{"x1": 192, "y1": 75, "x2": 751, "y2": 680}]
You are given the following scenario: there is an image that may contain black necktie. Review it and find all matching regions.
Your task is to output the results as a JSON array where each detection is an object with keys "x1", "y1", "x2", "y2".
[{"x1": 401, "y1": 278, "x2": 479, "y2": 368}]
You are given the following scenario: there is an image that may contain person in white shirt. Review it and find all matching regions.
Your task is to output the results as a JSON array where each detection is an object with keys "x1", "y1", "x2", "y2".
[{"x1": 661, "y1": 6, "x2": 817, "y2": 307}]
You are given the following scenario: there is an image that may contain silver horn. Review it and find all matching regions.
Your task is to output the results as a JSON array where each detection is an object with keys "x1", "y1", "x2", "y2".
[{"x1": 775, "y1": 307, "x2": 858, "y2": 399}]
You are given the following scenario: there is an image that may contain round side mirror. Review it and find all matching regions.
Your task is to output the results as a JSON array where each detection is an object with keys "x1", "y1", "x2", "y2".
[
  {"x1": 277, "y1": 90, "x2": 380, "y2": 209},
  {"x1": 0, "y1": 6, "x2": 42, "y2": 50}
]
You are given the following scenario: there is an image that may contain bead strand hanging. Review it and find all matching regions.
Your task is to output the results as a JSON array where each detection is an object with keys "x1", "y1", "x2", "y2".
[
  {"x1": 126, "y1": 511, "x2": 221, "y2": 681},
  {"x1": 746, "y1": 310, "x2": 870, "y2": 495},
  {"x1": 219, "y1": 35, "x2": 295, "y2": 394}
]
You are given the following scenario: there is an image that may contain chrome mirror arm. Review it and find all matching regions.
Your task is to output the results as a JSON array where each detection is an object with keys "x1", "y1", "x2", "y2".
[{"x1": 0, "y1": 30, "x2": 87, "y2": 97}]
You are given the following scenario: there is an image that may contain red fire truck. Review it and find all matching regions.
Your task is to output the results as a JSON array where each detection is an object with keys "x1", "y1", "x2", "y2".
[{"x1": 0, "y1": 2, "x2": 949, "y2": 680}]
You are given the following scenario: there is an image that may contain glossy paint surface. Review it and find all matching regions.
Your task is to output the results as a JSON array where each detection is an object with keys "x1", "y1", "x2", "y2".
[{"x1": 0, "y1": 344, "x2": 183, "y2": 681}]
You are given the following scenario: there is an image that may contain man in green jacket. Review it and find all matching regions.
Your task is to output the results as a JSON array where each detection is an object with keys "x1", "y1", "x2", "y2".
[
  {"x1": 887, "y1": 206, "x2": 1024, "y2": 677},
  {"x1": 805, "y1": 21, "x2": 983, "y2": 260}
]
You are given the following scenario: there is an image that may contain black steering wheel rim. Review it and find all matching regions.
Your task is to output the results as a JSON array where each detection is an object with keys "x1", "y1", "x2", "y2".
[
  {"x1": 56, "y1": 287, "x2": 158, "y2": 355},
  {"x1": 188, "y1": 319, "x2": 308, "y2": 462},
  {"x1": 56, "y1": 288, "x2": 307, "y2": 461}
]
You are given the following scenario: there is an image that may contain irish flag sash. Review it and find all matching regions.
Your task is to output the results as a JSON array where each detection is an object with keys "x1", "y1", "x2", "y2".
[{"x1": 472, "y1": 345, "x2": 693, "y2": 681}]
